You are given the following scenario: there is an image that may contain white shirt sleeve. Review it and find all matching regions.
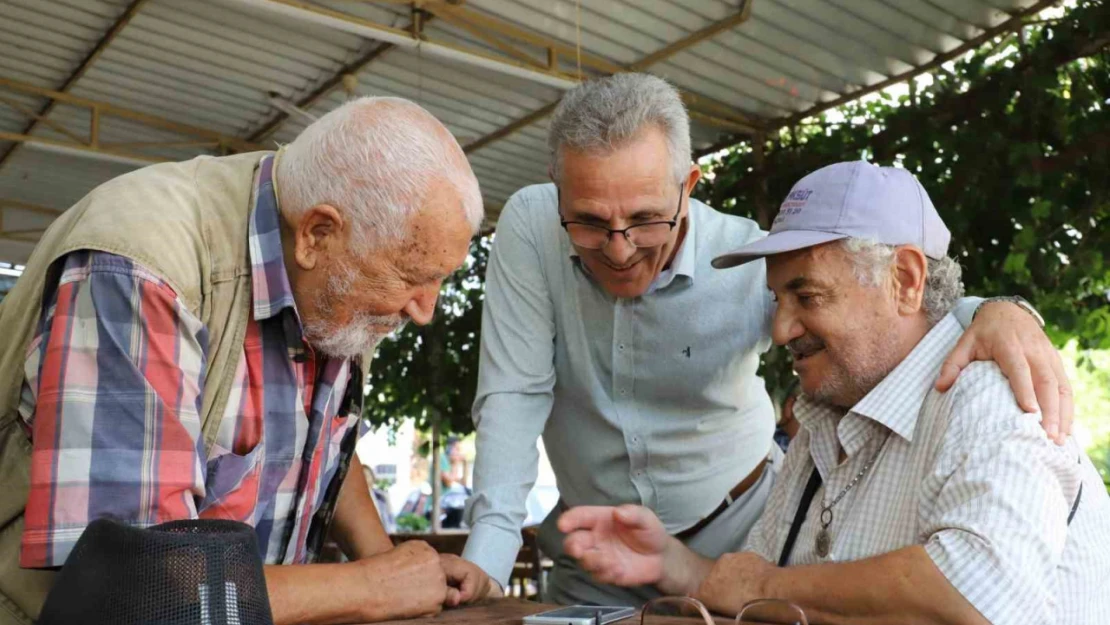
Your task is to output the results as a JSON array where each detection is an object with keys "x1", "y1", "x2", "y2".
[
  {"x1": 462, "y1": 190, "x2": 558, "y2": 585},
  {"x1": 922, "y1": 362, "x2": 1080, "y2": 625}
]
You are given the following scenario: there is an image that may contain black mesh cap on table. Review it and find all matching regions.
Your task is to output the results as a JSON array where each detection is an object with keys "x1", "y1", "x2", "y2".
[{"x1": 39, "y1": 518, "x2": 274, "y2": 625}]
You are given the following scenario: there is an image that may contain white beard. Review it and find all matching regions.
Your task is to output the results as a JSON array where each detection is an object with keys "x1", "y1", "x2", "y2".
[
  {"x1": 304, "y1": 262, "x2": 409, "y2": 359},
  {"x1": 305, "y1": 314, "x2": 408, "y2": 359}
]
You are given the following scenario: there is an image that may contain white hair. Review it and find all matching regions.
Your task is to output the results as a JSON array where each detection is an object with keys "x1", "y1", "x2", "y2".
[
  {"x1": 277, "y1": 97, "x2": 483, "y2": 252},
  {"x1": 838, "y1": 238, "x2": 965, "y2": 325},
  {"x1": 547, "y1": 73, "x2": 691, "y2": 185}
]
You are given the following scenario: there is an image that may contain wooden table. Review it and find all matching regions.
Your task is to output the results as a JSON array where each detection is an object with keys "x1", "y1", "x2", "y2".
[
  {"x1": 368, "y1": 599, "x2": 736, "y2": 625},
  {"x1": 371, "y1": 599, "x2": 553, "y2": 625}
]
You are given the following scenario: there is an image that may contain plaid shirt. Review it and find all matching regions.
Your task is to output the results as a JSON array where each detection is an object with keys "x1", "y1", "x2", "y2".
[
  {"x1": 744, "y1": 315, "x2": 1110, "y2": 625},
  {"x1": 19, "y1": 154, "x2": 359, "y2": 568}
]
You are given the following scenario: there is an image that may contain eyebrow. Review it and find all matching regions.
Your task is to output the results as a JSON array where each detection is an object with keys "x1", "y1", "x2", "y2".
[
  {"x1": 568, "y1": 204, "x2": 671, "y2": 224},
  {"x1": 568, "y1": 211, "x2": 609, "y2": 225},
  {"x1": 784, "y1": 276, "x2": 827, "y2": 291},
  {"x1": 405, "y1": 268, "x2": 448, "y2": 284},
  {"x1": 627, "y1": 208, "x2": 670, "y2": 221}
]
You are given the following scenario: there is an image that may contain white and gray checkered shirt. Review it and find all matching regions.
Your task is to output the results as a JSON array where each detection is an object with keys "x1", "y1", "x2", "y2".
[{"x1": 744, "y1": 315, "x2": 1110, "y2": 625}]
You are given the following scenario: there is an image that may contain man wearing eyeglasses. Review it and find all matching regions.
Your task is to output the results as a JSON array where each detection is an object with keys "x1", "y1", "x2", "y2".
[{"x1": 459, "y1": 73, "x2": 1075, "y2": 607}]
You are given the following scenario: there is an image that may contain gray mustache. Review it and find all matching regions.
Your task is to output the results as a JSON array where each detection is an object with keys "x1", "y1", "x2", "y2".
[
  {"x1": 363, "y1": 314, "x2": 408, "y2": 331},
  {"x1": 788, "y1": 335, "x2": 825, "y2": 358}
]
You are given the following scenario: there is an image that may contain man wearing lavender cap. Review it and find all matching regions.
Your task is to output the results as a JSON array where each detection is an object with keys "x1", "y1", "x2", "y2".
[{"x1": 559, "y1": 161, "x2": 1110, "y2": 623}]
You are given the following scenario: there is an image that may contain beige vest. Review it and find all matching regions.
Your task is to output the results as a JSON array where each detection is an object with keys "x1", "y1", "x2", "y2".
[{"x1": 0, "y1": 152, "x2": 270, "y2": 623}]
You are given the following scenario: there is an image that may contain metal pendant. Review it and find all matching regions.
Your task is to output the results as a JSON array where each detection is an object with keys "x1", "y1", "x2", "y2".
[
  {"x1": 816, "y1": 507, "x2": 834, "y2": 558},
  {"x1": 815, "y1": 528, "x2": 831, "y2": 558}
]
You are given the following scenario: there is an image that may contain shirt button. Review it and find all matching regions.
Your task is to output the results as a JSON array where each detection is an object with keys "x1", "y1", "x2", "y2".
[
  {"x1": 620, "y1": 389, "x2": 628, "y2": 396},
  {"x1": 618, "y1": 344, "x2": 625, "y2": 350}
]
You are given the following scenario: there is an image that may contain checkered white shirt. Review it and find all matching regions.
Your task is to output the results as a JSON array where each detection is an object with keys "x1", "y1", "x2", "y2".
[{"x1": 744, "y1": 315, "x2": 1110, "y2": 625}]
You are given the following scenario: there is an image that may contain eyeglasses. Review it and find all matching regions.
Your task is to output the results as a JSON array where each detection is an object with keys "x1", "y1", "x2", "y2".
[
  {"x1": 641, "y1": 596, "x2": 808, "y2": 625},
  {"x1": 558, "y1": 185, "x2": 684, "y2": 250}
]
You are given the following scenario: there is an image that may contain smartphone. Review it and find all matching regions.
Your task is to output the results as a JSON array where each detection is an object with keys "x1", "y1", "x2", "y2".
[{"x1": 522, "y1": 605, "x2": 637, "y2": 625}]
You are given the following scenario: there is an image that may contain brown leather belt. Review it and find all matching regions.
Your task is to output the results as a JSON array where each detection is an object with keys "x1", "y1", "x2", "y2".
[{"x1": 674, "y1": 456, "x2": 770, "y2": 541}]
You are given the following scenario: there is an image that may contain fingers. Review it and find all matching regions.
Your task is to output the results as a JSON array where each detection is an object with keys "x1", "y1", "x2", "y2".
[
  {"x1": 557, "y1": 506, "x2": 612, "y2": 533},
  {"x1": 439, "y1": 554, "x2": 462, "y2": 583},
  {"x1": 444, "y1": 588, "x2": 461, "y2": 609},
  {"x1": 456, "y1": 566, "x2": 478, "y2": 602},
  {"x1": 1026, "y1": 347, "x2": 1061, "y2": 442},
  {"x1": 1049, "y1": 348, "x2": 1074, "y2": 443},
  {"x1": 563, "y1": 529, "x2": 597, "y2": 559},
  {"x1": 577, "y1": 548, "x2": 622, "y2": 586},
  {"x1": 564, "y1": 530, "x2": 622, "y2": 584},
  {"x1": 439, "y1": 554, "x2": 482, "y2": 603},
  {"x1": 935, "y1": 333, "x2": 976, "y2": 392},
  {"x1": 991, "y1": 341, "x2": 1040, "y2": 415},
  {"x1": 613, "y1": 504, "x2": 655, "y2": 529}
]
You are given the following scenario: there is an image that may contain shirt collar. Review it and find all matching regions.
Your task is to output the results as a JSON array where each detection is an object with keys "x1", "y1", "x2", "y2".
[
  {"x1": 793, "y1": 314, "x2": 963, "y2": 447},
  {"x1": 649, "y1": 208, "x2": 697, "y2": 293},
  {"x1": 567, "y1": 203, "x2": 698, "y2": 293},
  {"x1": 249, "y1": 152, "x2": 299, "y2": 322}
]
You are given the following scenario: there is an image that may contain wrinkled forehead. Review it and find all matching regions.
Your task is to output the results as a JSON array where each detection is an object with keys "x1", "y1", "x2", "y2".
[
  {"x1": 765, "y1": 243, "x2": 851, "y2": 291},
  {"x1": 558, "y1": 128, "x2": 679, "y2": 217}
]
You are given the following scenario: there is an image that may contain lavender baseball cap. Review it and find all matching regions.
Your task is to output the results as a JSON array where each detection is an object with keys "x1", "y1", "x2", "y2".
[{"x1": 712, "y1": 161, "x2": 951, "y2": 269}]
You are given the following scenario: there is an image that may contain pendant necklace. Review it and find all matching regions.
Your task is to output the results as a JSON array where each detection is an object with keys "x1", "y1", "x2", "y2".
[{"x1": 815, "y1": 432, "x2": 890, "y2": 558}]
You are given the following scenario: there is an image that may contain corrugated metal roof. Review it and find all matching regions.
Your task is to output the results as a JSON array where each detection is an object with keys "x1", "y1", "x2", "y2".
[{"x1": 0, "y1": 0, "x2": 1048, "y2": 263}]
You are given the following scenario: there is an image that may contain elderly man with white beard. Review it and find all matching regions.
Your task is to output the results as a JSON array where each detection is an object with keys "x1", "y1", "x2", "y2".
[
  {"x1": 558, "y1": 162, "x2": 1110, "y2": 625},
  {"x1": 0, "y1": 97, "x2": 498, "y2": 625}
]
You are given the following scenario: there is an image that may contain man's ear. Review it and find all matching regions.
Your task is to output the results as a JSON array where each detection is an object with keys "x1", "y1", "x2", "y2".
[
  {"x1": 684, "y1": 163, "x2": 702, "y2": 198},
  {"x1": 291, "y1": 204, "x2": 344, "y2": 271},
  {"x1": 892, "y1": 245, "x2": 928, "y2": 315}
]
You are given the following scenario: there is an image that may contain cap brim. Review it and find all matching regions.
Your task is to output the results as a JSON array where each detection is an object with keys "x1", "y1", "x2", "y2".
[{"x1": 711, "y1": 230, "x2": 850, "y2": 269}]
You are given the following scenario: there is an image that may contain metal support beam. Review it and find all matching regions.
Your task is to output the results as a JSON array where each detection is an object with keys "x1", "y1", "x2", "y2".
[
  {"x1": 0, "y1": 200, "x2": 62, "y2": 246},
  {"x1": 628, "y1": 0, "x2": 754, "y2": 70},
  {"x1": 463, "y1": 102, "x2": 556, "y2": 154},
  {"x1": 462, "y1": 4, "x2": 761, "y2": 154},
  {"x1": 692, "y1": 0, "x2": 1061, "y2": 159},
  {"x1": 231, "y1": 0, "x2": 582, "y2": 89},
  {"x1": 434, "y1": 10, "x2": 546, "y2": 71},
  {"x1": 424, "y1": 3, "x2": 625, "y2": 75},
  {"x1": 0, "y1": 227, "x2": 47, "y2": 239},
  {"x1": 236, "y1": 0, "x2": 759, "y2": 138},
  {"x1": 246, "y1": 13, "x2": 437, "y2": 143},
  {"x1": 775, "y1": 0, "x2": 1058, "y2": 129},
  {"x1": 427, "y1": 1, "x2": 758, "y2": 129},
  {"x1": 0, "y1": 95, "x2": 88, "y2": 145},
  {"x1": 0, "y1": 0, "x2": 151, "y2": 173},
  {"x1": 0, "y1": 199, "x2": 64, "y2": 217},
  {"x1": 0, "y1": 234, "x2": 42, "y2": 245},
  {"x1": 0, "y1": 77, "x2": 264, "y2": 161},
  {"x1": 0, "y1": 132, "x2": 164, "y2": 166}
]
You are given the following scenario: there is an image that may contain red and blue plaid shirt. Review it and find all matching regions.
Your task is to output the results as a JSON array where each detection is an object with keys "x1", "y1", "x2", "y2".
[{"x1": 19, "y1": 154, "x2": 359, "y2": 568}]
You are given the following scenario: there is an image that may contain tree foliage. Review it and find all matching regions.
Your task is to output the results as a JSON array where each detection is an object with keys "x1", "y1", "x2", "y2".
[{"x1": 697, "y1": 0, "x2": 1110, "y2": 395}]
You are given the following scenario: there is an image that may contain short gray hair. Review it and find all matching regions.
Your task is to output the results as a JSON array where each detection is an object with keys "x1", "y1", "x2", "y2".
[
  {"x1": 277, "y1": 97, "x2": 483, "y2": 252},
  {"x1": 838, "y1": 238, "x2": 964, "y2": 325},
  {"x1": 547, "y1": 73, "x2": 691, "y2": 185}
]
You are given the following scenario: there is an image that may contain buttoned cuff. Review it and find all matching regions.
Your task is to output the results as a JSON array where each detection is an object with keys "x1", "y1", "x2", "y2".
[{"x1": 462, "y1": 522, "x2": 525, "y2": 588}]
